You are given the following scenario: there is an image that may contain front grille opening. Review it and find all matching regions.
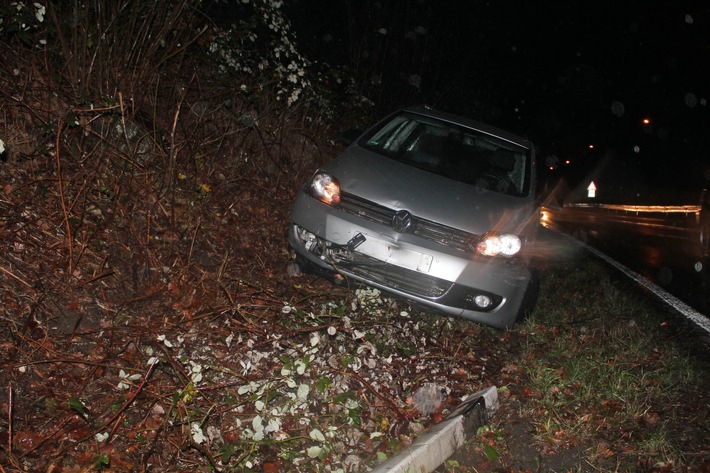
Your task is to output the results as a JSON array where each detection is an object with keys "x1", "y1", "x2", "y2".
[{"x1": 336, "y1": 253, "x2": 452, "y2": 299}]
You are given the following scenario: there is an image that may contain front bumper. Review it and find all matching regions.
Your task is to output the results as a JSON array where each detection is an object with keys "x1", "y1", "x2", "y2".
[{"x1": 288, "y1": 192, "x2": 532, "y2": 329}]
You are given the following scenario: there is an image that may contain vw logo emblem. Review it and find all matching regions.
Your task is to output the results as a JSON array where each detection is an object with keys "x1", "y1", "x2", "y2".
[{"x1": 392, "y1": 210, "x2": 414, "y2": 233}]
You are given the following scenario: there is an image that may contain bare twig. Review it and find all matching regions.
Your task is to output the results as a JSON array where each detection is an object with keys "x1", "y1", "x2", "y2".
[
  {"x1": 17, "y1": 416, "x2": 72, "y2": 459},
  {"x1": 119, "y1": 91, "x2": 128, "y2": 146},
  {"x1": 102, "y1": 358, "x2": 159, "y2": 442},
  {"x1": 186, "y1": 217, "x2": 202, "y2": 270},
  {"x1": 7, "y1": 383, "x2": 12, "y2": 454},
  {"x1": 0, "y1": 266, "x2": 33, "y2": 289},
  {"x1": 73, "y1": 271, "x2": 115, "y2": 289},
  {"x1": 54, "y1": 120, "x2": 73, "y2": 278},
  {"x1": 140, "y1": 409, "x2": 168, "y2": 473},
  {"x1": 217, "y1": 250, "x2": 229, "y2": 281},
  {"x1": 166, "y1": 96, "x2": 183, "y2": 196},
  {"x1": 334, "y1": 369, "x2": 410, "y2": 422},
  {"x1": 187, "y1": 438, "x2": 223, "y2": 472}
]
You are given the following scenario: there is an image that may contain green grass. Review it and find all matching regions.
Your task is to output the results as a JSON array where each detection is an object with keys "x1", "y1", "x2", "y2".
[
  {"x1": 443, "y1": 250, "x2": 708, "y2": 472},
  {"x1": 516, "y1": 256, "x2": 706, "y2": 468}
]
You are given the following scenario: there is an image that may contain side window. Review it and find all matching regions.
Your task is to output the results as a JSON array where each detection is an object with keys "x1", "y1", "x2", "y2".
[{"x1": 509, "y1": 153, "x2": 525, "y2": 194}]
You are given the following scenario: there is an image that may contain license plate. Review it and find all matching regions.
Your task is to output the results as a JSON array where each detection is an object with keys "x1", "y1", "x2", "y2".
[{"x1": 357, "y1": 235, "x2": 433, "y2": 273}]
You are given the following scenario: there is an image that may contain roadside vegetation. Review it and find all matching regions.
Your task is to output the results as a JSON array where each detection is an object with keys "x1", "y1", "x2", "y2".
[
  {"x1": 1, "y1": 2, "x2": 708, "y2": 472},
  {"x1": 443, "y1": 249, "x2": 710, "y2": 472}
]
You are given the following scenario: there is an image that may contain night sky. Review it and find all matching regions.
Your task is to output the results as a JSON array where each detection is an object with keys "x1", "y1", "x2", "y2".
[{"x1": 289, "y1": 0, "x2": 710, "y2": 201}]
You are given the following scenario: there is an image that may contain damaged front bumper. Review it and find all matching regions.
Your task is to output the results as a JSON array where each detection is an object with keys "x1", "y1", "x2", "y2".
[{"x1": 287, "y1": 194, "x2": 532, "y2": 329}]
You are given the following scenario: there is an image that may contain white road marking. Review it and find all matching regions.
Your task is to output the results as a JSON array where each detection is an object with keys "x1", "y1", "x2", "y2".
[{"x1": 561, "y1": 231, "x2": 710, "y2": 336}]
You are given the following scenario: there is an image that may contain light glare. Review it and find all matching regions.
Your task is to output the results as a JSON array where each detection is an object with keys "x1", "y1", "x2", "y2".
[
  {"x1": 310, "y1": 173, "x2": 341, "y2": 205},
  {"x1": 477, "y1": 233, "x2": 522, "y2": 257}
]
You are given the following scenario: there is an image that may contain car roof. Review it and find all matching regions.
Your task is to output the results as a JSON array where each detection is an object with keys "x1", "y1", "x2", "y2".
[{"x1": 402, "y1": 105, "x2": 532, "y2": 149}]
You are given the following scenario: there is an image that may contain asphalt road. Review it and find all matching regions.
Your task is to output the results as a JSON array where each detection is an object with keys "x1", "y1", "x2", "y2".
[{"x1": 541, "y1": 205, "x2": 710, "y2": 318}]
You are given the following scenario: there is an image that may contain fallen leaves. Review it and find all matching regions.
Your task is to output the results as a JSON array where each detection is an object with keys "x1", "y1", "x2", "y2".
[{"x1": 2, "y1": 96, "x2": 707, "y2": 473}]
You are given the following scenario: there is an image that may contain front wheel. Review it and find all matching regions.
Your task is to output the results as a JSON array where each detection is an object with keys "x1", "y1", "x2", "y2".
[{"x1": 515, "y1": 269, "x2": 540, "y2": 324}]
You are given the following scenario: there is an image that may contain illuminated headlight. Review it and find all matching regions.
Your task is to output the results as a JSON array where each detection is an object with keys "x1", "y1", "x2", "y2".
[
  {"x1": 476, "y1": 233, "x2": 522, "y2": 257},
  {"x1": 308, "y1": 172, "x2": 341, "y2": 205}
]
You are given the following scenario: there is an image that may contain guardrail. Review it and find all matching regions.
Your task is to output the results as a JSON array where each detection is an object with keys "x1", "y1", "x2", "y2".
[{"x1": 568, "y1": 203, "x2": 702, "y2": 215}]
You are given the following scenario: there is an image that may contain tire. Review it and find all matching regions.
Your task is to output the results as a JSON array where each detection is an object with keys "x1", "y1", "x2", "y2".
[{"x1": 516, "y1": 269, "x2": 540, "y2": 323}]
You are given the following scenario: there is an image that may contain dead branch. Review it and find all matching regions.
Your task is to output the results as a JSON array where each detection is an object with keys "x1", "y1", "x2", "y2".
[
  {"x1": 0, "y1": 266, "x2": 33, "y2": 289},
  {"x1": 7, "y1": 383, "x2": 12, "y2": 454},
  {"x1": 53, "y1": 120, "x2": 73, "y2": 279},
  {"x1": 333, "y1": 369, "x2": 410, "y2": 422}
]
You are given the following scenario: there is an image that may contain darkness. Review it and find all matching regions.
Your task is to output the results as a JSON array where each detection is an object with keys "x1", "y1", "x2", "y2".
[{"x1": 287, "y1": 0, "x2": 710, "y2": 202}]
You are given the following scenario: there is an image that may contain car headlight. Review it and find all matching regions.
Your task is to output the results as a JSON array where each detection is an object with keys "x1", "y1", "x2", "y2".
[
  {"x1": 476, "y1": 233, "x2": 522, "y2": 257},
  {"x1": 308, "y1": 172, "x2": 341, "y2": 205}
]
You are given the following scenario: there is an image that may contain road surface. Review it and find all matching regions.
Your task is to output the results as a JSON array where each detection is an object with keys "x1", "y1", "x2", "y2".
[{"x1": 540, "y1": 203, "x2": 710, "y2": 318}]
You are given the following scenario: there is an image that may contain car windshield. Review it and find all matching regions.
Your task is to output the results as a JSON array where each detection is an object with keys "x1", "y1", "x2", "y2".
[{"x1": 361, "y1": 112, "x2": 531, "y2": 196}]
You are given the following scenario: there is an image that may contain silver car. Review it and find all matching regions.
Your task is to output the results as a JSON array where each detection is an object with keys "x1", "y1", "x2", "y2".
[{"x1": 288, "y1": 106, "x2": 539, "y2": 329}]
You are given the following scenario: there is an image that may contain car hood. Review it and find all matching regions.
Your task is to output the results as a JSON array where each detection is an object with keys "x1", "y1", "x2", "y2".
[{"x1": 323, "y1": 146, "x2": 537, "y2": 236}]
